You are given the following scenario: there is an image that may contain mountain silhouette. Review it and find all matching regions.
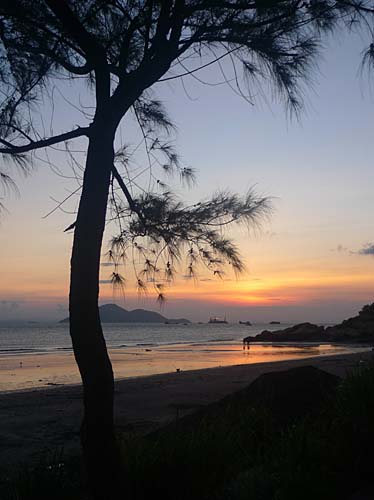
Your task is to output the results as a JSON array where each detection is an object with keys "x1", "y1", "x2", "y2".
[{"x1": 60, "y1": 303, "x2": 190, "y2": 324}]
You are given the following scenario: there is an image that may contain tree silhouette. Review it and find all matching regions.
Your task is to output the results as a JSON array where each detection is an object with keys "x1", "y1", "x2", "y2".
[{"x1": 0, "y1": 1, "x2": 373, "y2": 498}]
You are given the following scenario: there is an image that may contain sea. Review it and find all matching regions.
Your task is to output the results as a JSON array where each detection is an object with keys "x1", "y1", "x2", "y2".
[
  {"x1": 0, "y1": 321, "x2": 369, "y2": 355},
  {"x1": 0, "y1": 321, "x2": 278, "y2": 355}
]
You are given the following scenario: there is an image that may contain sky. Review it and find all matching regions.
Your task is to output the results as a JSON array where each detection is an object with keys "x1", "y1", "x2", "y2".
[{"x1": 1, "y1": 31, "x2": 374, "y2": 324}]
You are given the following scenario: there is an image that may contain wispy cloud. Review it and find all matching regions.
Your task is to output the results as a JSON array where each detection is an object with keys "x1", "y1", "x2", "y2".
[
  {"x1": 335, "y1": 244, "x2": 348, "y2": 253},
  {"x1": 356, "y1": 243, "x2": 374, "y2": 256}
]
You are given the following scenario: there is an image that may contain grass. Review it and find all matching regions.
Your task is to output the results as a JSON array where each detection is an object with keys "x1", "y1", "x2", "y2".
[
  {"x1": 0, "y1": 450, "x2": 84, "y2": 500},
  {"x1": 224, "y1": 362, "x2": 374, "y2": 500},
  {"x1": 1, "y1": 362, "x2": 373, "y2": 499}
]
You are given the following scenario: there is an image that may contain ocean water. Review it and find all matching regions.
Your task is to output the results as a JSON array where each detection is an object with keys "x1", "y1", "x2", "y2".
[
  {"x1": 0, "y1": 321, "x2": 371, "y2": 355},
  {"x1": 0, "y1": 322, "x2": 292, "y2": 355}
]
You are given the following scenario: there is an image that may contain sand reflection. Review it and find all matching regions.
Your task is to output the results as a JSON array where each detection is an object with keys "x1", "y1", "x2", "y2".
[{"x1": 0, "y1": 342, "x2": 370, "y2": 392}]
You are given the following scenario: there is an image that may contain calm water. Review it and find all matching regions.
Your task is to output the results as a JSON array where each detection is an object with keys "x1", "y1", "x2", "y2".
[{"x1": 0, "y1": 322, "x2": 294, "y2": 355}]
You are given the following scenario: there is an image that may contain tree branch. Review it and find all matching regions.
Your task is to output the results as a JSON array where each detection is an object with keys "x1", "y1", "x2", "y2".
[
  {"x1": 44, "y1": 0, "x2": 102, "y2": 64},
  {"x1": 0, "y1": 127, "x2": 90, "y2": 155},
  {"x1": 112, "y1": 164, "x2": 139, "y2": 214},
  {"x1": 0, "y1": 34, "x2": 92, "y2": 75},
  {"x1": 44, "y1": 0, "x2": 110, "y2": 109},
  {"x1": 64, "y1": 164, "x2": 145, "y2": 233}
]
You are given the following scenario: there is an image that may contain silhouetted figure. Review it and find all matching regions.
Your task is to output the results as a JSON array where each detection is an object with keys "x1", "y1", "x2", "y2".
[{"x1": 243, "y1": 337, "x2": 252, "y2": 349}]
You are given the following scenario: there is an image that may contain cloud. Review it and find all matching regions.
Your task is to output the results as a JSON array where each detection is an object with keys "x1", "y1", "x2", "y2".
[
  {"x1": 335, "y1": 244, "x2": 348, "y2": 253},
  {"x1": 356, "y1": 243, "x2": 374, "y2": 256}
]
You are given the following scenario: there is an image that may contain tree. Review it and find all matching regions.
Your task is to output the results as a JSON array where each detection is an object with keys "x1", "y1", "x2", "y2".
[{"x1": 0, "y1": 1, "x2": 373, "y2": 498}]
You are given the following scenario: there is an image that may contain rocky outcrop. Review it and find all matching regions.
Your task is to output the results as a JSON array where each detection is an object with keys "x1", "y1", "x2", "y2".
[
  {"x1": 243, "y1": 322, "x2": 325, "y2": 344},
  {"x1": 243, "y1": 304, "x2": 374, "y2": 344},
  {"x1": 325, "y1": 303, "x2": 374, "y2": 341}
]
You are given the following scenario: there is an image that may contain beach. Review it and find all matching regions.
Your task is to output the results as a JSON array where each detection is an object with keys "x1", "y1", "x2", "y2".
[
  {"x1": 0, "y1": 350, "x2": 372, "y2": 467},
  {"x1": 0, "y1": 328, "x2": 370, "y2": 392}
]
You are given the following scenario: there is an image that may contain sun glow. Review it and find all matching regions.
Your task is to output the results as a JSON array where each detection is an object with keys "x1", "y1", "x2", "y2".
[{"x1": 96, "y1": 266, "x2": 374, "y2": 309}]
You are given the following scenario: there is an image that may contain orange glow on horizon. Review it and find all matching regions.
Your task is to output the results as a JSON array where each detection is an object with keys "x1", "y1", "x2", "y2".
[
  {"x1": 2, "y1": 231, "x2": 374, "y2": 311},
  {"x1": 96, "y1": 269, "x2": 374, "y2": 307}
]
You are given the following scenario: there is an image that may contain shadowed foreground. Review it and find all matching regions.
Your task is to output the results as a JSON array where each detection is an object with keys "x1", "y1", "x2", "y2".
[
  {"x1": 0, "y1": 352, "x2": 370, "y2": 465},
  {"x1": 1, "y1": 351, "x2": 373, "y2": 499}
]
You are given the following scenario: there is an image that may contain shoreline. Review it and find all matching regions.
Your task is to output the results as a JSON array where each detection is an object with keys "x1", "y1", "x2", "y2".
[
  {"x1": 0, "y1": 341, "x2": 369, "y2": 393},
  {"x1": 0, "y1": 343, "x2": 371, "y2": 396},
  {"x1": 0, "y1": 350, "x2": 372, "y2": 467}
]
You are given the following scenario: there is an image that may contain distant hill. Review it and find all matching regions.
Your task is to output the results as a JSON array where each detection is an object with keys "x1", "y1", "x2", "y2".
[{"x1": 60, "y1": 303, "x2": 190, "y2": 324}]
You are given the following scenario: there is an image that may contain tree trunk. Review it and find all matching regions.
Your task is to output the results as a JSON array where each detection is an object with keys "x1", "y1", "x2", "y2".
[{"x1": 69, "y1": 122, "x2": 119, "y2": 499}]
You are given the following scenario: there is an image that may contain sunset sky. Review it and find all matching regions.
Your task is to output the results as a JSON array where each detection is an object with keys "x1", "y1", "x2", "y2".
[{"x1": 1, "y1": 32, "x2": 374, "y2": 324}]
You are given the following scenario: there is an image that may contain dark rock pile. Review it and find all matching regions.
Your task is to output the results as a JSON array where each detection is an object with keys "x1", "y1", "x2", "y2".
[{"x1": 243, "y1": 303, "x2": 374, "y2": 344}]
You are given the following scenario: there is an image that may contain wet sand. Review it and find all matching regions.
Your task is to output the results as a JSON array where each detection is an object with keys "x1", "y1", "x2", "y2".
[
  {"x1": 0, "y1": 350, "x2": 372, "y2": 467},
  {"x1": 0, "y1": 342, "x2": 368, "y2": 392}
]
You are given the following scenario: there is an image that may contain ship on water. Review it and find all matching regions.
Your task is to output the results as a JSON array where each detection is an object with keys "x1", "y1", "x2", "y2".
[{"x1": 208, "y1": 316, "x2": 228, "y2": 324}]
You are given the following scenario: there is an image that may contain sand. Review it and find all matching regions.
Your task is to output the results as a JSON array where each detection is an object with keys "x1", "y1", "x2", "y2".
[
  {"x1": 0, "y1": 350, "x2": 372, "y2": 467},
  {"x1": 0, "y1": 342, "x2": 367, "y2": 392}
]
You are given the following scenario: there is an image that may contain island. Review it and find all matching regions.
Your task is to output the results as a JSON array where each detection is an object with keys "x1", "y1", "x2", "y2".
[
  {"x1": 60, "y1": 303, "x2": 190, "y2": 324},
  {"x1": 243, "y1": 303, "x2": 374, "y2": 345}
]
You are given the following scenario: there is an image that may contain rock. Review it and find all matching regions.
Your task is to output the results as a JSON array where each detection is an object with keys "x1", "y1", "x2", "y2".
[
  {"x1": 149, "y1": 366, "x2": 341, "y2": 437},
  {"x1": 243, "y1": 304, "x2": 374, "y2": 344},
  {"x1": 225, "y1": 365, "x2": 341, "y2": 426},
  {"x1": 244, "y1": 322, "x2": 325, "y2": 344},
  {"x1": 326, "y1": 303, "x2": 374, "y2": 341}
]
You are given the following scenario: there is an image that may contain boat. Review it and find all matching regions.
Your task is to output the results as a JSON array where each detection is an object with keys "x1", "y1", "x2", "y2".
[
  {"x1": 239, "y1": 321, "x2": 252, "y2": 326},
  {"x1": 208, "y1": 316, "x2": 228, "y2": 324},
  {"x1": 269, "y1": 321, "x2": 281, "y2": 325}
]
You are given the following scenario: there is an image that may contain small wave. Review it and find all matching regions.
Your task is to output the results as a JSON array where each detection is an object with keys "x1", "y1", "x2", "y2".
[
  {"x1": 189, "y1": 341, "x2": 239, "y2": 347},
  {"x1": 0, "y1": 348, "x2": 40, "y2": 354},
  {"x1": 159, "y1": 348, "x2": 239, "y2": 353},
  {"x1": 208, "y1": 338, "x2": 235, "y2": 342}
]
